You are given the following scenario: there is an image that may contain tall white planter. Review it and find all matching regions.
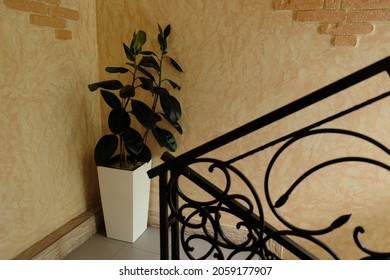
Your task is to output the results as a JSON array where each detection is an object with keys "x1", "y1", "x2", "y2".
[{"x1": 97, "y1": 161, "x2": 151, "y2": 243}]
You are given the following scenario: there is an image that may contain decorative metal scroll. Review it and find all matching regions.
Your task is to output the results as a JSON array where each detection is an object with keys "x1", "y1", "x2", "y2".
[{"x1": 149, "y1": 56, "x2": 390, "y2": 260}]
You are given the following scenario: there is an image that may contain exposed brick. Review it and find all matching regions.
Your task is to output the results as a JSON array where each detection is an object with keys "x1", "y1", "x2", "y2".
[
  {"x1": 49, "y1": 6, "x2": 79, "y2": 20},
  {"x1": 296, "y1": 10, "x2": 347, "y2": 22},
  {"x1": 275, "y1": 0, "x2": 324, "y2": 10},
  {"x1": 55, "y1": 29, "x2": 72, "y2": 40},
  {"x1": 342, "y1": 0, "x2": 390, "y2": 10},
  {"x1": 43, "y1": 0, "x2": 60, "y2": 5},
  {"x1": 320, "y1": 23, "x2": 374, "y2": 35},
  {"x1": 3, "y1": 0, "x2": 48, "y2": 15},
  {"x1": 332, "y1": 35, "x2": 358, "y2": 46},
  {"x1": 347, "y1": 10, "x2": 390, "y2": 21},
  {"x1": 29, "y1": 14, "x2": 66, "y2": 28},
  {"x1": 325, "y1": 0, "x2": 342, "y2": 9}
]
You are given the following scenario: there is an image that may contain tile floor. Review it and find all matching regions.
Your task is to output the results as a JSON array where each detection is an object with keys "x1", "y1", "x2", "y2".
[
  {"x1": 65, "y1": 227, "x2": 161, "y2": 260},
  {"x1": 64, "y1": 227, "x2": 258, "y2": 260}
]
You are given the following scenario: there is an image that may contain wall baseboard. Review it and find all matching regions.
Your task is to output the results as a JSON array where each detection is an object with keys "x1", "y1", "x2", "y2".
[{"x1": 14, "y1": 206, "x2": 103, "y2": 260}]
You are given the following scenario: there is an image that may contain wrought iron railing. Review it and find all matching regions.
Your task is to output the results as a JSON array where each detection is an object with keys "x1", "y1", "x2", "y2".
[{"x1": 148, "y1": 56, "x2": 390, "y2": 260}]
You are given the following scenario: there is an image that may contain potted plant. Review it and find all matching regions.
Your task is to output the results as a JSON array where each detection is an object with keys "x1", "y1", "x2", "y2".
[{"x1": 88, "y1": 24, "x2": 183, "y2": 242}]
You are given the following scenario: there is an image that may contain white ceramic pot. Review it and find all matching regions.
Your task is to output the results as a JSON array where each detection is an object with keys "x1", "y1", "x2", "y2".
[{"x1": 97, "y1": 161, "x2": 151, "y2": 243}]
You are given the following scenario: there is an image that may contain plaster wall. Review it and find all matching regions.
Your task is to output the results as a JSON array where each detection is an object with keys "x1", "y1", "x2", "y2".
[
  {"x1": 0, "y1": 0, "x2": 101, "y2": 259},
  {"x1": 96, "y1": 0, "x2": 390, "y2": 259}
]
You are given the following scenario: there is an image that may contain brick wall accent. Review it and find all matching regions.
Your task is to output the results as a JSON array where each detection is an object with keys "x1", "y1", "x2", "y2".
[
  {"x1": 3, "y1": 0, "x2": 79, "y2": 40},
  {"x1": 275, "y1": 0, "x2": 390, "y2": 47}
]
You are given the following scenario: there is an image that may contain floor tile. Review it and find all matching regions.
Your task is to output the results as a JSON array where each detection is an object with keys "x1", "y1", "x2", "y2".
[
  {"x1": 126, "y1": 227, "x2": 160, "y2": 254},
  {"x1": 64, "y1": 234, "x2": 125, "y2": 260},
  {"x1": 111, "y1": 245, "x2": 159, "y2": 260}
]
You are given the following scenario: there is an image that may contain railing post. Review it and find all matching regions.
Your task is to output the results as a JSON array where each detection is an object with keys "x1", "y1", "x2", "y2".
[
  {"x1": 171, "y1": 170, "x2": 180, "y2": 260},
  {"x1": 159, "y1": 171, "x2": 169, "y2": 260}
]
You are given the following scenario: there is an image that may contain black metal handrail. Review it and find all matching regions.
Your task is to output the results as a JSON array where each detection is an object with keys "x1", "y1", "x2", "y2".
[{"x1": 148, "y1": 56, "x2": 390, "y2": 260}]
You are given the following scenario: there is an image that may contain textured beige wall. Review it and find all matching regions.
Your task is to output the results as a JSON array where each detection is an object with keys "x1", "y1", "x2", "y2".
[
  {"x1": 96, "y1": 0, "x2": 390, "y2": 259},
  {"x1": 0, "y1": 0, "x2": 101, "y2": 259}
]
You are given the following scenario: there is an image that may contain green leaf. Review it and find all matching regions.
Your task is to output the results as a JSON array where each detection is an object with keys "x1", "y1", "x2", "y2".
[
  {"x1": 131, "y1": 30, "x2": 147, "y2": 53},
  {"x1": 166, "y1": 79, "x2": 181, "y2": 90},
  {"x1": 158, "y1": 33, "x2": 167, "y2": 51},
  {"x1": 105, "y1": 67, "x2": 129, "y2": 74},
  {"x1": 160, "y1": 91, "x2": 181, "y2": 123},
  {"x1": 158, "y1": 24, "x2": 163, "y2": 36},
  {"x1": 88, "y1": 80, "x2": 124, "y2": 92},
  {"x1": 108, "y1": 108, "x2": 131, "y2": 134},
  {"x1": 100, "y1": 90, "x2": 121, "y2": 110},
  {"x1": 167, "y1": 57, "x2": 183, "y2": 72},
  {"x1": 160, "y1": 113, "x2": 183, "y2": 134},
  {"x1": 94, "y1": 134, "x2": 118, "y2": 166},
  {"x1": 131, "y1": 100, "x2": 162, "y2": 130},
  {"x1": 141, "y1": 51, "x2": 157, "y2": 56},
  {"x1": 123, "y1": 43, "x2": 135, "y2": 61},
  {"x1": 127, "y1": 143, "x2": 152, "y2": 163},
  {"x1": 137, "y1": 66, "x2": 155, "y2": 81},
  {"x1": 152, "y1": 126, "x2": 177, "y2": 152},
  {"x1": 121, "y1": 127, "x2": 143, "y2": 155},
  {"x1": 164, "y1": 25, "x2": 171, "y2": 39},
  {"x1": 139, "y1": 77, "x2": 154, "y2": 91},
  {"x1": 119, "y1": 85, "x2": 135, "y2": 98},
  {"x1": 140, "y1": 56, "x2": 160, "y2": 71}
]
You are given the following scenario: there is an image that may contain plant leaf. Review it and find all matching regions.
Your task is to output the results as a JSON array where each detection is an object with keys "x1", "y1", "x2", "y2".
[
  {"x1": 139, "y1": 77, "x2": 154, "y2": 91},
  {"x1": 94, "y1": 134, "x2": 118, "y2": 166},
  {"x1": 160, "y1": 91, "x2": 181, "y2": 123},
  {"x1": 119, "y1": 85, "x2": 135, "y2": 98},
  {"x1": 105, "y1": 67, "x2": 129, "y2": 74},
  {"x1": 127, "y1": 143, "x2": 152, "y2": 163},
  {"x1": 131, "y1": 100, "x2": 161, "y2": 130},
  {"x1": 160, "y1": 113, "x2": 183, "y2": 134},
  {"x1": 131, "y1": 30, "x2": 146, "y2": 53},
  {"x1": 167, "y1": 57, "x2": 183, "y2": 72},
  {"x1": 121, "y1": 127, "x2": 143, "y2": 155},
  {"x1": 152, "y1": 126, "x2": 177, "y2": 152},
  {"x1": 88, "y1": 80, "x2": 124, "y2": 92},
  {"x1": 141, "y1": 51, "x2": 157, "y2": 56},
  {"x1": 123, "y1": 43, "x2": 135, "y2": 61},
  {"x1": 137, "y1": 66, "x2": 155, "y2": 81},
  {"x1": 108, "y1": 108, "x2": 131, "y2": 134},
  {"x1": 140, "y1": 56, "x2": 160, "y2": 71},
  {"x1": 166, "y1": 79, "x2": 181, "y2": 90},
  {"x1": 100, "y1": 90, "x2": 121, "y2": 110},
  {"x1": 158, "y1": 33, "x2": 167, "y2": 51},
  {"x1": 164, "y1": 24, "x2": 171, "y2": 38}
]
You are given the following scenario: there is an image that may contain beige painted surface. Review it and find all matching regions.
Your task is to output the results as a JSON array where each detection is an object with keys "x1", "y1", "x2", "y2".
[
  {"x1": 96, "y1": 0, "x2": 390, "y2": 259},
  {"x1": 0, "y1": 0, "x2": 101, "y2": 258}
]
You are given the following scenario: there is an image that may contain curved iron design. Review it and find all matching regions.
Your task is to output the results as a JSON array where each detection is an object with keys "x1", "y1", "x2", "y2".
[{"x1": 149, "y1": 56, "x2": 390, "y2": 260}]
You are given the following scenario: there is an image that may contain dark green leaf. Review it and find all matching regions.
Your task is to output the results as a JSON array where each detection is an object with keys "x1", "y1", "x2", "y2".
[
  {"x1": 127, "y1": 143, "x2": 151, "y2": 163},
  {"x1": 160, "y1": 113, "x2": 183, "y2": 134},
  {"x1": 131, "y1": 100, "x2": 161, "y2": 130},
  {"x1": 94, "y1": 134, "x2": 118, "y2": 166},
  {"x1": 137, "y1": 66, "x2": 155, "y2": 81},
  {"x1": 119, "y1": 85, "x2": 135, "y2": 98},
  {"x1": 158, "y1": 24, "x2": 163, "y2": 36},
  {"x1": 100, "y1": 90, "x2": 121, "y2": 110},
  {"x1": 152, "y1": 126, "x2": 177, "y2": 152},
  {"x1": 139, "y1": 77, "x2": 154, "y2": 91},
  {"x1": 123, "y1": 43, "x2": 135, "y2": 61},
  {"x1": 167, "y1": 57, "x2": 183, "y2": 72},
  {"x1": 88, "y1": 80, "x2": 124, "y2": 92},
  {"x1": 108, "y1": 108, "x2": 131, "y2": 134},
  {"x1": 105, "y1": 67, "x2": 129, "y2": 74},
  {"x1": 140, "y1": 56, "x2": 160, "y2": 71},
  {"x1": 141, "y1": 51, "x2": 157, "y2": 56},
  {"x1": 160, "y1": 91, "x2": 181, "y2": 123},
  {"x1": 166, "y1": 79, "x2": 181, "y2": 90},
  {"x1": 158, "y1": 33, "x2": 167, "y2": 51},
  {"x1": 164, "y1": 25, "x2": 171, "y2": 38},
  {"x1": 121, "y1": 127, "x2": 143, "y2": 155}
]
